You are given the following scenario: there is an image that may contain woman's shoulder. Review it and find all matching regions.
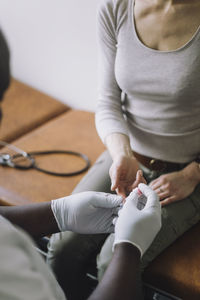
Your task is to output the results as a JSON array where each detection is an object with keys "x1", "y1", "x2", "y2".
[
  {"x1": 99, "y1": 0, "x2": 130, "y2": 9},
  {"x1": 97, "y1": 0, "x2": 129, "y2": 25}
]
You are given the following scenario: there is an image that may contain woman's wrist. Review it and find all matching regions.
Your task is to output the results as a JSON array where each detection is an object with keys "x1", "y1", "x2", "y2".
[
  {"x1": 182, "y1": 162, "x2": 200, "y2": 186},
  {"x1": 105, "y1": 133, "x2": 134, "y2": 161},
  {"x1": 116, "y1": 148, "x2": 134, "y2": 160}
]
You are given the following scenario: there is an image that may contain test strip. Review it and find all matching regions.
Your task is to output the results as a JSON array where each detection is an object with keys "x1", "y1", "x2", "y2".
[{"x1": 136, "y1": 188, "x2": 147, "y2": 210}]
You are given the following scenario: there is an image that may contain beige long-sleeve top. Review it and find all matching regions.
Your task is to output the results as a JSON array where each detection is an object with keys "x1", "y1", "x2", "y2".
[{"x1": 95, "y1": 0, "x2": 200, "y2": 163}]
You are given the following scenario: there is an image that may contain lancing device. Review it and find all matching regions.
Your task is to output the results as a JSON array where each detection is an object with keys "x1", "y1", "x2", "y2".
[{"x1": 136, "y1": 188, "x2": 147, "y2": 210}]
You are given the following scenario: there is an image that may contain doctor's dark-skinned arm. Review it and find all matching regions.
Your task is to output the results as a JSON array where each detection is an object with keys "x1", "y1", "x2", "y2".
[
  {"x1": 88, "y1": 184, "x2": 161, "y2": 300},
  {"x1": 0, "y1": 191, "x2": 123, "y2": 238}
]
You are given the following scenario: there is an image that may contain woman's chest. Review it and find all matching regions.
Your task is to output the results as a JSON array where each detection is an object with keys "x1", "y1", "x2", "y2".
[
  {"x1": 115, "y1": 39, "x2": 200, "y2": 102},
  {"x1": 134, "y1": 2, "x2": 200, "y2": 51}
]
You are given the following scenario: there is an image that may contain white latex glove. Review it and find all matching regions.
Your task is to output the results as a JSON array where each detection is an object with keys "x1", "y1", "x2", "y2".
[
  {"x1": 114, "y1": 183, "x2": 161, "y2": 256},
  {"x1": 51, "y1": 191, "x2": 123, "y2": 234}
]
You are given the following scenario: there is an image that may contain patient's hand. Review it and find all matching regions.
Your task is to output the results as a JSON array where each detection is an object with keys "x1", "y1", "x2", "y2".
[
  {"x1": 109, "y1": 155, "x2": 146, "y2": 198},
  {"x1": 149, "y1": 163, "x2": 200, "y2": 206}
]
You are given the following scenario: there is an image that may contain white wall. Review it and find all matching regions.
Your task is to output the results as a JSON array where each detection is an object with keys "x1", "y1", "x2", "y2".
[{"x1": 0, "y1": 0, "x2": 99, "y2": 111}]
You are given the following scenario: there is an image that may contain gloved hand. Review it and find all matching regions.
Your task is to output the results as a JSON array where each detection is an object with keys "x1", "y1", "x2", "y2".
[
  {"x1": 114, "y1": 183, "x2": 161, "y2": 256},
  {"x1": 51, "y1": 191, "x2": 123, "y2": 234}
]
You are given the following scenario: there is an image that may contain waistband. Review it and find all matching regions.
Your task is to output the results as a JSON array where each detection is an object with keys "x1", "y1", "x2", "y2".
[{"x1": 133, "y1": 151, "x2": 188, "y2": 172}]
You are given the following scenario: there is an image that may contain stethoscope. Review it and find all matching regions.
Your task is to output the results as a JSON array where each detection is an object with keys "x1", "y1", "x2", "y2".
[{"x1": 0, "y1": 140, "x2": 90, "y2": 176}]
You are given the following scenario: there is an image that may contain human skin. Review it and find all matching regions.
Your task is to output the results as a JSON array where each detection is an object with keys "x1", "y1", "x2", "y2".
[
  {"x1": 88, "y1": 244, "x2": 142, "y2": 300},
  {"x1": 106, "y1": 133, "x2": 146, "y2": 198}
]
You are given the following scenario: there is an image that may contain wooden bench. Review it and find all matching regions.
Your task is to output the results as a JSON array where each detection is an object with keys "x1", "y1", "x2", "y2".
[
  {"x1": 0, "y1": 110, "x2": 105, "y2": 205},
  {"x1": 0, "y1": 79, "x2": 69, "y2": 143}
]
